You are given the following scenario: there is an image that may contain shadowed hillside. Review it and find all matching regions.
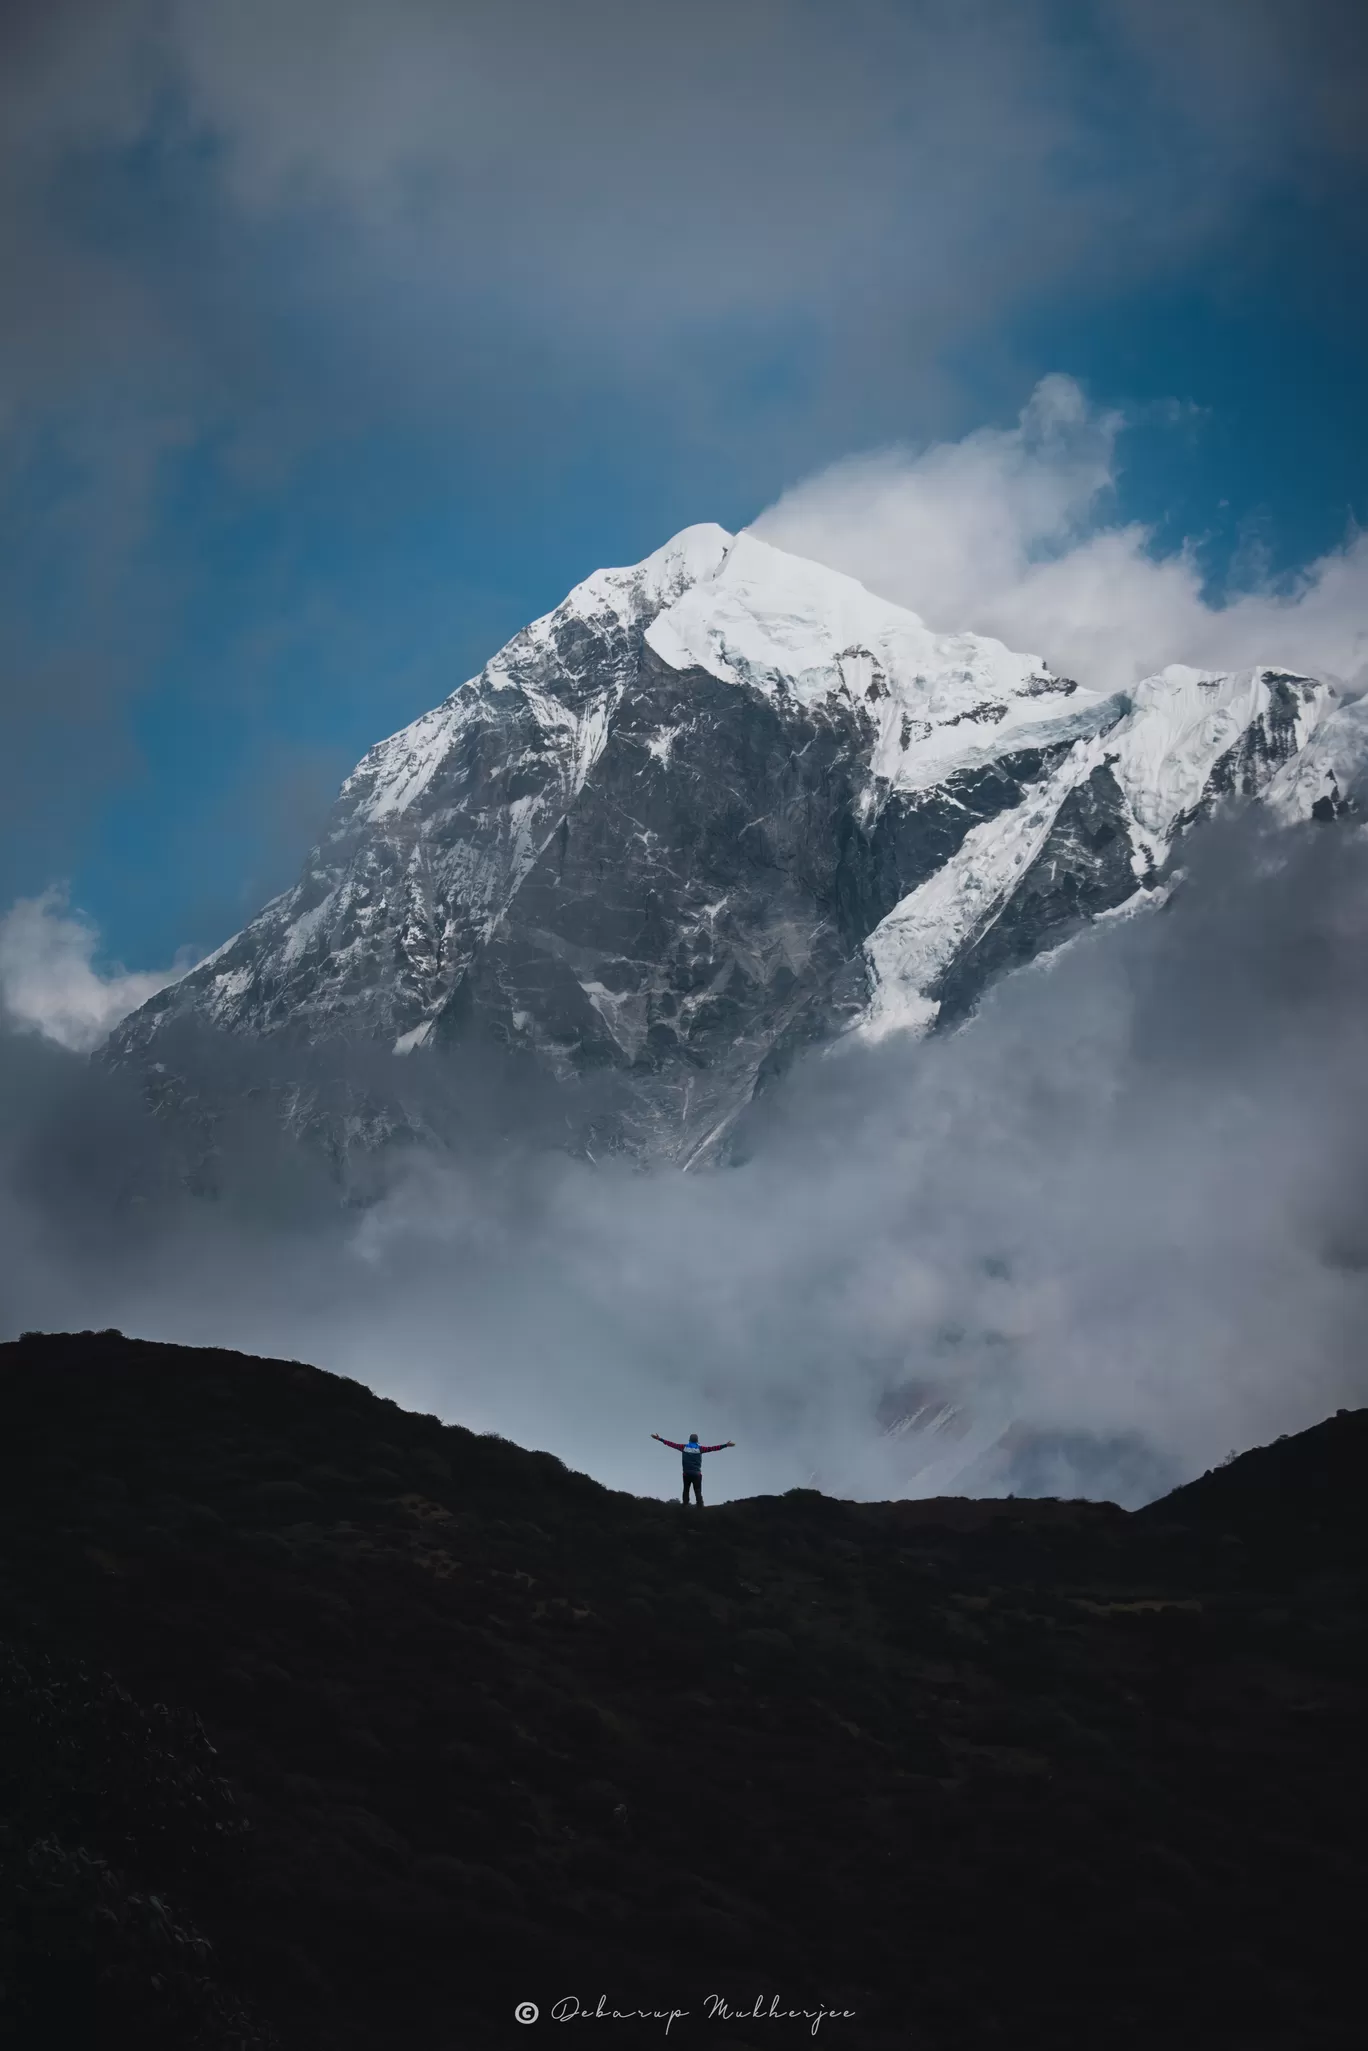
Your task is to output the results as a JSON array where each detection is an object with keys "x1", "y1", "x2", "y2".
[{"x1": 1, "y1": 1332, "x2": 1364, "y2": 2049}]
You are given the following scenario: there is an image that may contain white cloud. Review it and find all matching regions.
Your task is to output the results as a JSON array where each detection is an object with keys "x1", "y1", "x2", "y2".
[
  {"x1": 753, "y1": 375, "x2": 1368, "y2": 694},
  {"x1": 0, "y1": 887, "x2": 185, "y2": 1052}
]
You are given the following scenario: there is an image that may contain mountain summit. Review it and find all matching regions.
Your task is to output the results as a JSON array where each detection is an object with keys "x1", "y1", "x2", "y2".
[{"x1": 107, "y1": 527, "x2": 1363, "y2": 1165}]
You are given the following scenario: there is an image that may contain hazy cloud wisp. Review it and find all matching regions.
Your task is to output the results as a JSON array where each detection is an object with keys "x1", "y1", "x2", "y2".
[{"x1": 0, "y1": 887, "x2": 186, "y2": 1052}]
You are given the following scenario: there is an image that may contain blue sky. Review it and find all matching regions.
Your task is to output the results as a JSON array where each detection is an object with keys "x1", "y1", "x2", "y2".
[{"x1": 1, "y1": 0, "x2": 1365, "y2": 973}]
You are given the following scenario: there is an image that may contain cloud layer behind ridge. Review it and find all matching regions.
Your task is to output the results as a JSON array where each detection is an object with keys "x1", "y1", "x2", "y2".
[{"x1": 4, "y1": 815, "x2": 1368, "y2": 1513}]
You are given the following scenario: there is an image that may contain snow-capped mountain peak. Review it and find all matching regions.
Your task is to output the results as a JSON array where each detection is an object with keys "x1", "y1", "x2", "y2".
[
  {"x1": 646, "y1": 529, "x2": 1116, "y2": 795},
  {"x1": 105, "y1": 527, "x2": 1356, "y2": 1166},
  {"x1": 340, "y1": 521, "x2": 735, "y2": 832}
]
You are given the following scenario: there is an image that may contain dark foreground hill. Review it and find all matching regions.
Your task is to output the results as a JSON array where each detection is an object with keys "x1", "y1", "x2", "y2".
[{"x1": 1, "y1": 1334, "x2": 1364, "y2": 2050}]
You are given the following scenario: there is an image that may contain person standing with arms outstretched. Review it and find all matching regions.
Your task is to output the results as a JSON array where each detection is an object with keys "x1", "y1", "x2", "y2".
[{"x1": 652, "y1": 1431, "x2": 734, "y2": 1506}]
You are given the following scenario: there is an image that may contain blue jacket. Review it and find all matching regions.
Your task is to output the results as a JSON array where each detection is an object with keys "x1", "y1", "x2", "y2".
[{"x1": 659, "y1": 1437, "x2": 727, "y2": 1475}]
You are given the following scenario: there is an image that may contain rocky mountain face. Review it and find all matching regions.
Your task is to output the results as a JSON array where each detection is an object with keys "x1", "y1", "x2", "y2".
[{"x1": 105, "y1": 526, "x2": 1364, "y2": 1167}]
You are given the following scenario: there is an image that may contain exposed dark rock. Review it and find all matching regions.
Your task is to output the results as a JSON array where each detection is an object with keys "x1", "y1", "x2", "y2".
[{"x1": 936, "y1": 760, "x2": 1144, "y2": 1022}]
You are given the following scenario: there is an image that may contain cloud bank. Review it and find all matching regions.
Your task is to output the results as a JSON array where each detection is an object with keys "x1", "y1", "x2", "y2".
[
  {"x1": 4, "y1": 813, "x2": 1367, "y2": 1512},
  {"x1": 5, "y1": 1, "x2": 1361, "y2": 406},
  {"x1": 755, "y1": 375, "x2": 1368, "y2": 693}
]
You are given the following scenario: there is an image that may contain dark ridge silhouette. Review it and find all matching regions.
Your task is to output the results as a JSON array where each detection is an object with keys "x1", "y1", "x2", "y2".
[
  {"x1": 1138, "y1": 1405, "x2": 1368, "y2": 1545},
  {"x1": 1, "y1": 1331, "x2": 1364, "y2": 2049}
]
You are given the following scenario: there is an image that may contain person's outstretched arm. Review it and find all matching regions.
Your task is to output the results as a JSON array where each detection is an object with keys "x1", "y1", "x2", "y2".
[
  {"x1": 699, "y1": 1441, "x2": 736, "y2": 1452},
  {"x1": 652, "y1": 1434, "x2": 685, "y2": 1450}
]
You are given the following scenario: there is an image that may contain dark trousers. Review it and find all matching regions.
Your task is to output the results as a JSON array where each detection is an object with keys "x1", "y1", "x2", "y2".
[{"x1": 682, "y1": 1473, "x2": 703, "y2": 1505}]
